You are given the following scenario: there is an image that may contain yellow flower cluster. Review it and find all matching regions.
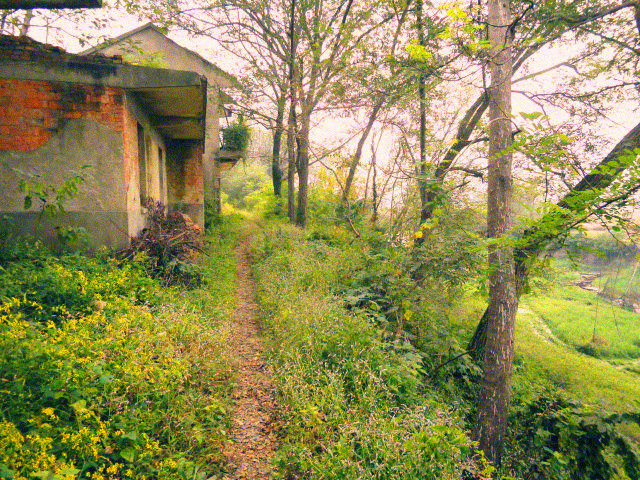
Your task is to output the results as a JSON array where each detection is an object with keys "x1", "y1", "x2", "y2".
[
  {"x1": 0, "y1": 421, "x2": 77, "y2": 480},
  {"x1": 0, "y1": 251, "x2": 232, "y2": 479}
]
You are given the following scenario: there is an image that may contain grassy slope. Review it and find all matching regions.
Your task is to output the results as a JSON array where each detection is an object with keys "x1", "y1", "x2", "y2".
[
  {"x1": 451, "y1": 273, "x2": 640, "y2": 442},
  {"x1": 453, "y1": 280, "x2": 640, "y2": 411},
  {"x1": 514, "y1": 306, "x2": 640, "y2": 412},
  {"x1": 455, "y1": 259, "x2": 640, "y2": 412},
  {"x1": 525, "y1": 285, "x2": 640, "y2": 359}
]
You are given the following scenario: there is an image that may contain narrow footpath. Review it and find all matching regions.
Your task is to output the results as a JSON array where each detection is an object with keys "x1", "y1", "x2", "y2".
[{"x1": 224, "y1": 236, "x2": 278, "y2": 479}]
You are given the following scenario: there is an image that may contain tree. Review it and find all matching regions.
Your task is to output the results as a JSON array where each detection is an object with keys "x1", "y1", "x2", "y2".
[
  {"x1": 473, "y1": 0, "x2": 517, "y2": 464},
  {"x1": 189, "y1": 0, "x2": 293, "y2": 205},
  {"x1": 287, "y1": 0, "x2": 298, "y2": 221},
  {"x1": 468, "y1": 120, "x2": 640, "y2": 355},
  {"x1": 469, "y1": 0, "x2": 640, "y2": 355},
  {"x1": 469, "y1": 0, "x2": 640, "y2": 462},
  {"x1": 339, "y1": 0, "x2": 415, "y2": 205},
  {"x1": 291, "y1": 0, "x2": 390, "y2": 227}
]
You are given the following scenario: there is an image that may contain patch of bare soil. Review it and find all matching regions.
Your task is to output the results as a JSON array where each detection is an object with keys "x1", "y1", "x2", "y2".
[{"x1": 224, "y1": 237, "x2": 278, "y2": 479}]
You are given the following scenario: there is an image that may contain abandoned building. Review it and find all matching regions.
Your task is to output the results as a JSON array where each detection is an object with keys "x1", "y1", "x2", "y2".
[
  {"x1": 82, "y1": 23, "x2": 239, "y2": 215},
  {"x1": 0, "y1": 33, "x2": 221, "y2": 248}
]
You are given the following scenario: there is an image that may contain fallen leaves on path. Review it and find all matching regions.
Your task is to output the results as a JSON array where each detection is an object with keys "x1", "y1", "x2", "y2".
[{"x1": 224, "y1": 237, "x2": 278, "y2": 479}]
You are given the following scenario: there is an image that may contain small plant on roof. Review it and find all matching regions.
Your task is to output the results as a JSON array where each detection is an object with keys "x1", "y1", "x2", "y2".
[{"x1": 221, "y1": 114, "x2": 251, "y2": 153}]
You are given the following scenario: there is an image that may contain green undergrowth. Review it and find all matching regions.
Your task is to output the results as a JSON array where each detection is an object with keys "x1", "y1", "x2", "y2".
[
  {"x1": 0, "y1": 215, "x2": 243, "y2": 480},
  {"x1": 502, "y1": 307, "x2": 640, "y2": 478},
  {"x1": 513, "y1": 308, "x2": 640, "y2": 414},
  {"x1": 249, "y1": 223, "x2": 481, "y2": 479}
]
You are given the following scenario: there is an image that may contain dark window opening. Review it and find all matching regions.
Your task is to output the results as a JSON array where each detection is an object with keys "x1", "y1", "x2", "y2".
[{"x1": 137, "y1": 122, "x2": 147, "y2": 205}]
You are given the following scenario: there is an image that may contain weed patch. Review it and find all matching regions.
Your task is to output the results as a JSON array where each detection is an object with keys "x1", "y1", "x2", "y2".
[{"x1": 525, "y1": 284, "x2": 640, "y2": 359}]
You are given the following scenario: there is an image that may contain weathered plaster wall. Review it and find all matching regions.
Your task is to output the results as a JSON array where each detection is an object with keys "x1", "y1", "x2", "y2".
[
  {"x1": 0, "y1": 77, "x2": 174, "y2": 248},
  {"x1": 0, "y1": 78, "x2": 123, "y2": 151},
  {"x1": 122, "y1": 92, "x2": 170, "y2": 238},
  {"x1": 0, "y1": 117, "x2": 130, "y2": 247},
  {"x1": 122, "y1": 104, "x2": 142, "y2": 237}
]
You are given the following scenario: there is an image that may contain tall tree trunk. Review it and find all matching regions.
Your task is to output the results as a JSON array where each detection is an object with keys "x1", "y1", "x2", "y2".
[
  {"x1": 371, "y1": 149, "x2": 378, "y2": 224},
  {"x1": 287, "y1": 0, "x2": 297, "y2": 223},
  {"x1": 342, "y1": 99, "x2": 384, "y2": 203},
  {"x1": 296, "y1": 113, "x2": 310, "y2": 228},
  {"x1": 19, "y1": 10, "x2": 33, "y2": 37},
  {"x1": 272, "y1": 95, "x2": 285, "y2": 198},
  {"x1": 287, "y1": 108, "x2": 297, "y2": 222},
  {"x1": 416, "y1": 0, "x2": 429, "y2": 226},
  {"x1": 474, "y1": 0, "x2": 516, "y2": 465}
]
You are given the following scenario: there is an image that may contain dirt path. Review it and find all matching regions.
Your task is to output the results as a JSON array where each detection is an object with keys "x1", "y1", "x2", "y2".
[{"x1": 224, "y1": 236, "x2": 277, "y2": 479}]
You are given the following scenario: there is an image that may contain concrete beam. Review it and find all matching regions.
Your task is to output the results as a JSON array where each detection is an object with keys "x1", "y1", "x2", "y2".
[
  {"x1": 0, "y1": 60, "x2": 204, "y2": 90},
  {"x1": 0, "y1": 59, "x2": 207, "y2": 139}
]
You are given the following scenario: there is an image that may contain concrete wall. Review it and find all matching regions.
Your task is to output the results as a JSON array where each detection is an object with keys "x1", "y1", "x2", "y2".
[
  {"x1": 0, "y1": 77, "x2": 186, "y2": 248},
  {"x1": 122, "y1": 92, "x2": 171, "y2": 236},
  {"x1": 0, "y1": 77, "x2": 130, "y2": 247}
]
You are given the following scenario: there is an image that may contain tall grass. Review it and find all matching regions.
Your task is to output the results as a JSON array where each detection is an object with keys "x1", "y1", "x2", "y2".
[
  {"x1": 525, "y1": 284, "x2": 640, "y2": 359},
  {"x1": 250, "y1": 224, "x2": 477, "y2": 479}
]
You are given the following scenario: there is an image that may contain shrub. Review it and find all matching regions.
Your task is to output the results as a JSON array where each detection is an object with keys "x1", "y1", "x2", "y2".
[
  {"x1": 250, "y1": 224, "x2": 477, "y2": 479},
  {"x1": 504, "y1": 391, "x2": 640, "y2": 480}
]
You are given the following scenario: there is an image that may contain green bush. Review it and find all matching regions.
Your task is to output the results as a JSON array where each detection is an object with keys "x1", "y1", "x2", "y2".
[
  {"x1": 505, "y1": 391, "x2": 640, "y2": 480},
  {"x1": 250, "y1": 224, "x2": 477, "y2": 479}
]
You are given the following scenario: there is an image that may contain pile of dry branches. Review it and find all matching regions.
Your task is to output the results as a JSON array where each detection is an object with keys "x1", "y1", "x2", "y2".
[{"x1": 117, "y1": 200, "x2": 204, "y2": 285}]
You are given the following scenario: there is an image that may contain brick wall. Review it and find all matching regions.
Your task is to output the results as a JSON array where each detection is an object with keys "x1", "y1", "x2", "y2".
[
  {"x1": 183, "y1": 142, "x2": 205, "y2": 204},
  {"x1": 0, "y1": 79, "x2": 124, "y2": 152}
]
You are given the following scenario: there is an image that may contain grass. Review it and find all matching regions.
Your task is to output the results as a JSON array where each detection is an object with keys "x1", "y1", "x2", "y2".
[
  {"x1": 514, "y1": 307, "x2": 640, "y2": 413},
  {"x1": 450, "y1": 262, "x2": 640, "y2": 413},
  {"x1": 600, "y1": 261, "x2": 640, "y2": 299},
  {"x1": 249, "y1": 223, "x2": 479, "y2": 479},
  {"x1": 524, "y1": 284, "x2": 640, "y2": 359}
]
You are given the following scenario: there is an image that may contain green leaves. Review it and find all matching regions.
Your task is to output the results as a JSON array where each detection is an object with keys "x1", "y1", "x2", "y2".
[
  {"x1": 12, "y1": 167, "x2": 90, "y2": 219},
  {"x1": 120, "y1": 447, "x2": 136, "y2": 463},
  {"x1": 221, "y1": 115, "x2": 251, "y2": 152},
  {"x1": 0, "y1": 218, "x2": 240, "y2": 478},
  {"x1": 519, "y1": 111, "x2": 543, "y2": 121},
  {"x1": 507, "y1": 393, "x2": 640, "y2": 479},
  {"x1": 405, "y1": 42, "x2": 434, "y2": 63}
]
